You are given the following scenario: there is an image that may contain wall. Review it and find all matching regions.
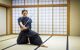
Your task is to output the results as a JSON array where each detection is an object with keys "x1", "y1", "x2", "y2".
[
  {"x1": 0, "y1": 0, "x2": 11, "y2": 35},
  {"x1": 70, "y1": 0, "x2": 80, "y2": 36},
  {"x1": 0, "y1": 7, "x2": 6, "y2": 35}
]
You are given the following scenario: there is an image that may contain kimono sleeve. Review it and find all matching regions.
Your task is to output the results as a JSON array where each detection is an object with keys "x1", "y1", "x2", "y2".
[{"x1": 18, "y1": 18, "x2": 22, "y2": 27}]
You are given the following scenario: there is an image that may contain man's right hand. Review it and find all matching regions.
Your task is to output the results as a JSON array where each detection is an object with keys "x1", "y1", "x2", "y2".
[
  {"x1": 20, "y1": 26, "x2": 28, "y2": 31},
  {"x1": 20, "y1": 22, "x2": 28, "y2": 31}
]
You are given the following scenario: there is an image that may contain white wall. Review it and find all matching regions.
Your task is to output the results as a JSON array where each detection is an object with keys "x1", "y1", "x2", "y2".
[
  {"x1": 70, "y1": 0, "x2": 80, "y2": 36},
  {"x1": 0, "y1": 0, "x2": 12, "y2": 35},
  {"x1": 0, "y1": 7, "x2": 6, "y2": 35}
]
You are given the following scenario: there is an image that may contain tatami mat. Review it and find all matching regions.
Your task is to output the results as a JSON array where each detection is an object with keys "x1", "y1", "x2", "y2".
[
  {"x1": 0, "y1": 35, "x2": 80, "y2": 50},
  {"x1": 0, "y1": 35, "x2": 17, "y2": 42}
]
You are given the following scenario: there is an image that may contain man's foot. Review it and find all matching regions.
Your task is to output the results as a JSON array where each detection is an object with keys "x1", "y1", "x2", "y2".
[{"x1": 40, "y1": 45, "x2": 48, "y2": 48}]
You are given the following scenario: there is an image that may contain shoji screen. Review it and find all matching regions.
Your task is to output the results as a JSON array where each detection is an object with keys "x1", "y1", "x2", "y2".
[
  {"x1": 39, "y1": 7, "x2": 52, "y2": 34},
  {"x1": 53, "y1": 7, "x2": 67, "y2": 34},
  {"x1": 12, "y1": 0, "x2": 67, "y2": 5},
  {"x1": 12, "y1": 8, "x2": 22, "y2": 33},
  {"x1": 38, "y1": 7, "x2": 67, "y2": 34},
  {"x1": 39, "y1": 0, "x2": 67, "y2": 4},
  {"x1": 12, "y1": 0, "x2": 68, "y2": 34},
  {"x1": 25, "y1": 0, "x2": 38, "y2": 5},
  {"x1": 39, "y1": 0, "x2": 52, "y2": 4},
  {"x1": 52, "y1": 0, "x2": 67, "y2": 4},
  {"x1": 0, "y1": 7, "x2": 6, "y2": 35},
  {"x1": 12, "y1": 0, "x2": 38, "y2": 5},
  {"x1": 12, "y1": 0, "x2": 25, "y2": 5}
]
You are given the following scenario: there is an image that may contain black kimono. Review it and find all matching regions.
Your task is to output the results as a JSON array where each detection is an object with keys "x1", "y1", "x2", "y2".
[{"x1": 17, "y1": 17, "x2": 42, "y2": 46}]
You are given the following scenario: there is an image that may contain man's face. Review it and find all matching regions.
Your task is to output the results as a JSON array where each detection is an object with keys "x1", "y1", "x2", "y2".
[{"x1": 22, "y1": 11, "x2": 28, "y2": 16}]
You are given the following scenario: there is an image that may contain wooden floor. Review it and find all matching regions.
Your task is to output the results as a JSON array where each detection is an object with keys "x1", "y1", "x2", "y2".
[{"x1": 0, "y1": 34, "x2": 80, "y2": 50}]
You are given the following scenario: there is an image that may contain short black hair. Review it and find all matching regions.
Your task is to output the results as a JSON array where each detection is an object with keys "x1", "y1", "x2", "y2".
[{"x1": 22, "y1": 10, "x2": 28, "y2": 14}]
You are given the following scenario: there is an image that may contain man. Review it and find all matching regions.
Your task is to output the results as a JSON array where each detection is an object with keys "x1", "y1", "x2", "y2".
[{"x1": 17, "y1": 10, "x2": 47, "y2": 47}]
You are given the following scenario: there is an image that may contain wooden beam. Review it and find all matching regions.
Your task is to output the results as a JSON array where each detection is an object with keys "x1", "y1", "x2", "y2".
[
  {"x1": 40, "y1": 34, "x2": 67, "y2": 36},
  {"x1": 37, "y1": 0, "x2": 39, "y2": 32},
  {"x1": 12, "y1": 33, "x2": 67, "y2": 36},
  {"x1": 67, "y1": 0, "x2": 70, "y2": 35},
  {"x1": 10, "y1": 8, "x2": 12, "y2": 34},
  {"x1": 6, "y1": 8, "x2": 8, "y2": 35},
  {"x1": 12, "y1": 4, "x2": 67, "y2": 8},
  {"x1": 0, "y1": 3, "x2": 11, "y2": 8},
  {"x1": 10, "y1": 0, "x2": 13, "y2": 34}
]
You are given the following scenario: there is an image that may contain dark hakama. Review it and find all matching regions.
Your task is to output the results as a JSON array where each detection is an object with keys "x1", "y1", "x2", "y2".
[{"x1": 17, "y1": 17, "x2": 42, "y2": 46}]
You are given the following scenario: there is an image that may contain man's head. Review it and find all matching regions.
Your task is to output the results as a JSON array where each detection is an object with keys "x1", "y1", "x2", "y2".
[{"x1": 22, "y1": 10, "x2": 28, "y2": 16}]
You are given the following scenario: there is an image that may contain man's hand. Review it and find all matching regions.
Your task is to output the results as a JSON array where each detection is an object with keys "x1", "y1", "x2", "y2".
[
  {"x1": 23, "y1": 25, "x2": 28, "y2": 29},
  {"x1": 19, "y1": 22, "x2": 28, "y2": 31},
  {"x1": 20, "y1": 26, "x2": 28, "y2": 31}
]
